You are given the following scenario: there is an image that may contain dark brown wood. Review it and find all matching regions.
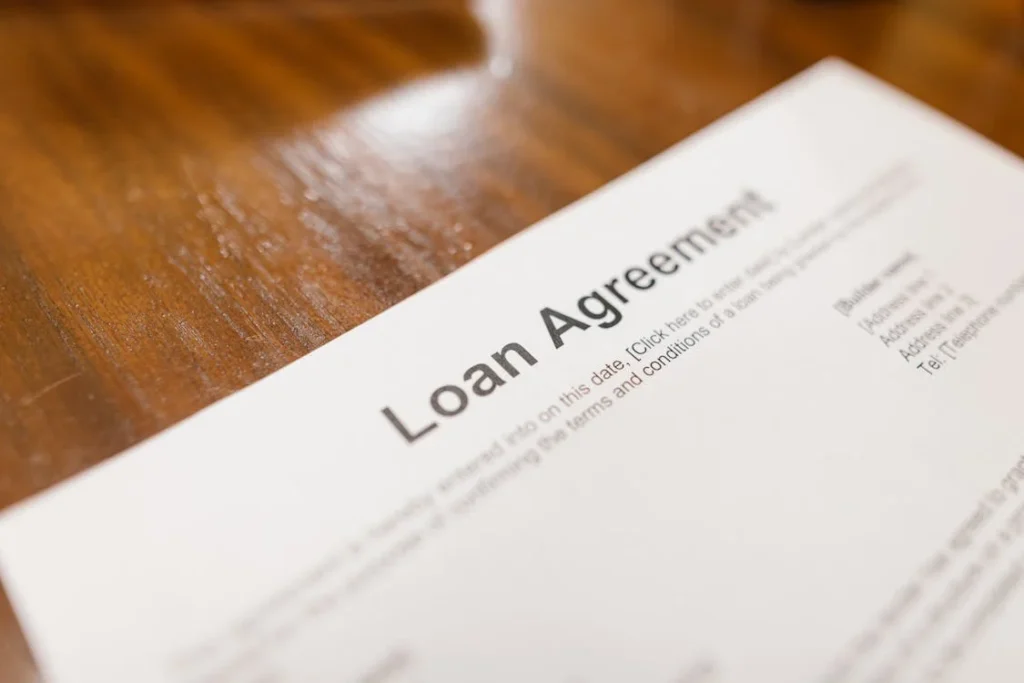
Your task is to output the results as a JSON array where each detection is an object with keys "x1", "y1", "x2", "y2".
[{"x1": 0, "y1": 0, "x2": 1021, "y2": 679}]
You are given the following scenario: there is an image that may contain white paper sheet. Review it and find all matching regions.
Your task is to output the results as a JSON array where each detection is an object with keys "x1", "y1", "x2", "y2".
[{"x1": 3, "y1": 58, "x2": 1024, "y2": 683}]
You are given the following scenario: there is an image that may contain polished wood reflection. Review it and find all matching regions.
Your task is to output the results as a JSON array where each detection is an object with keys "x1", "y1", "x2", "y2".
[{"x1": 0, "y1": 0, "x2": 1021, "y2": 679}]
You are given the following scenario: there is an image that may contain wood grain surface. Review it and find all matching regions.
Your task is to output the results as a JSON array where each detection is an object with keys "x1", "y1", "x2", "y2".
[{"x1": 0, "y1": 0, "x2": 1021, "y2": 679}]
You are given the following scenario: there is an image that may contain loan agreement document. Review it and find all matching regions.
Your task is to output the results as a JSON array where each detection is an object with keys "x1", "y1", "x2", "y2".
[{"x1": 3, "y1": 59, "x2": 1024, "y2": 683}]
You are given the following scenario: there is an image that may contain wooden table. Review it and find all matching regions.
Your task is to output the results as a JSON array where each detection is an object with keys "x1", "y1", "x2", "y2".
[{"x1": 0, "y1": 0, "x2": 1021, "y2": 679}]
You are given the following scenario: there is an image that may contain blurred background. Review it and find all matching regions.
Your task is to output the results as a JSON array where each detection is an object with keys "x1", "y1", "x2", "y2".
[{"x1": 0, "y1": 1, "x2": 1021, "y2": 680}]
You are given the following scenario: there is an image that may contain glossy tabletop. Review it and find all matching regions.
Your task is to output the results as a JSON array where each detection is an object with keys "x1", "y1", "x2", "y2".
[{"x1": 1, "y1": 0, "x2": 1022, "y2": 679}]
